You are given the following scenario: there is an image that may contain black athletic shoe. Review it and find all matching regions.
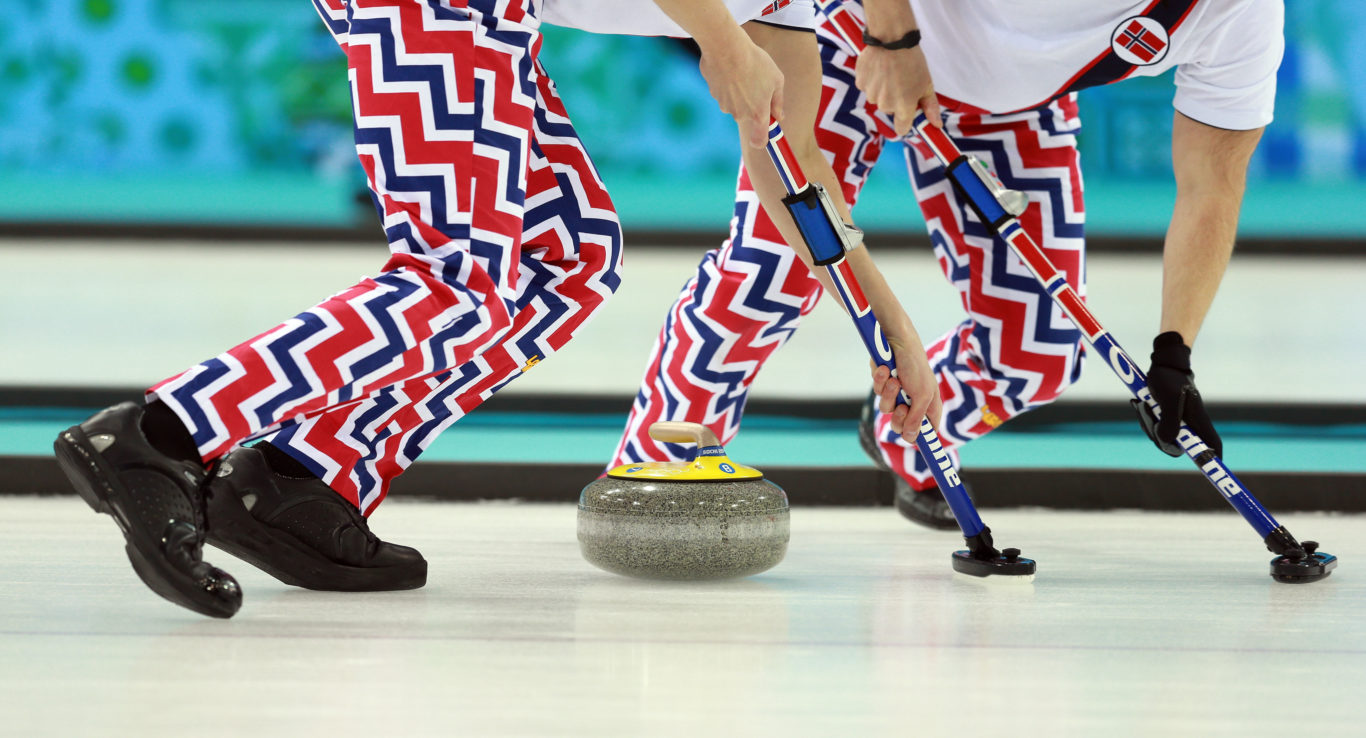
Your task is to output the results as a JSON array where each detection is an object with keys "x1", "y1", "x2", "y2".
[
  {"x1": 893, "y1": 476, "x2": 960, "y2": 531},
  {"x1": 53, "y1": 402, "x2": 243, "y2": 618},
  {"x1": 858, "y1": 389, "x2": 891, "y2": 472},
  {"x1": 859, "y1": 389, "x2": 959, "y2": 531},
  {"x1": 205, "y1": 447, "x2": 427, "y2": 591}
]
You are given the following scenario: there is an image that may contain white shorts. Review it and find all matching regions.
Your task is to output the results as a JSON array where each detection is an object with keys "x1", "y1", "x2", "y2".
[
  {"x1": 542, "y1": 0, "x2": 817, "y2": 38},
  {"x1": 754, "y1": 1, "x2": 819, "y2": 32}
]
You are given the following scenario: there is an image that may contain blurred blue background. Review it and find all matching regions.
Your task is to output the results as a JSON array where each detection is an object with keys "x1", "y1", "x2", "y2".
[{"x1": 3, "y1": 0, "x2": 1364, "y2": 238}]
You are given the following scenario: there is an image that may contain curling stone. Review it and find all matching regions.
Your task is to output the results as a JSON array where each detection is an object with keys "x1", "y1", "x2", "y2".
[{"x1": 578, "y1": 422, "x2": 789, "y2": 580}]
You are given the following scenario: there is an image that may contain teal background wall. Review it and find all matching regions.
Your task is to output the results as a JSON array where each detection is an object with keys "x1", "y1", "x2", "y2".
[{"x1": 3, "y1": 0, "x2": 1365, "y2": 237}]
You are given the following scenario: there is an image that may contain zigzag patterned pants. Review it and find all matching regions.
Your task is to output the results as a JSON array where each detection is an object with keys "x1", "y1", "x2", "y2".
[
  {"x1": 611, "y1": 26, "x2": 1087, "y2": 491},
  {"x1": 151, "y1": 0, "x2": 622, "y2": 513}
]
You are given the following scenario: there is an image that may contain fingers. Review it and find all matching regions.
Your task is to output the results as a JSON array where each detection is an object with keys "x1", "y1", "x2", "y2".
[
  {"x1": 870, "y1": 364, "x2": 890, "y2": 397},
  {"x1": 925, "y1": 392, "x2": 944, "y2": 439},
  {"x1": 746, "y1": 116, "x2": 768, "y2": 149},
  {"x1": 1181, "y1": 392, "x2": 1225, "y2": 458},
  {"x1": 869, "y1": 368, "x2": 906, "y2": 433},
  {"x1": 871, "y1": 373, "x2": 941, "y2": 443},
  {"x1": 904, "y1": 391, "x2": 933, "y2": 444},
  {"x1": 770, "y1": 79, "x2": 785, "y2": 125},
  {"x1": 891, "y1": 111, "x2": 913, "y2": 139},
  {"x1": 854, "y1": 47, "x2": 939, "y2": 137},
  {"x1": 698, "y1": 41, "x2": 782, "y2": 151},
  {"x1": 885, "y1": 385, "x2": 939, "y2": 437},
  {"x1": 887, "y1": 397, "x2": 911, "y2": 437},
  {"x1": 880, "y1": 376, "x2": 902, "y2": 415},
  {"x1": 1153, "y1": 385, "x2": 1224, "y2": 459},
  {"x1": 880, "y1": 385, "x2": 933, "y2": 441},
  {"x1": 1185, "y1": 416, "x2": 1224, "y2": 459},
  {"x1": 921, "y1": 93, "x2": 943, "y2": 129},
  {"x1": 1156, "y1": 389, "x2": 1188, "y2": 449},
  {"x1": 752, "y1": 79, "x2": 782, "y2": 148},
  {"x1": 871, "y1": 366, "x2": 913, "y2": 436}
]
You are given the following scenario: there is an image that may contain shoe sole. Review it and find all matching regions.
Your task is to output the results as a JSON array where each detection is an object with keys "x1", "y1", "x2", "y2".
[
  {"x1": 54, "y1": 426, "x2": 240, "y2": 618},
  {"x1": 206, "y1": 484, "x2": 426, "y2": 592}
]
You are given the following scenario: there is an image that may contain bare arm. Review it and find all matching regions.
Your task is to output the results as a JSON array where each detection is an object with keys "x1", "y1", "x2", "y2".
[
  {"x1": 739, "y1": 23, "x2": 942, "y2": 437},
  {"x1": 650, "y1": 3, "x2": 942, "y2": 435},
  {"x1": 1160, "y1": 111, "x2": 1263, "y2": 344},
  {"x1": 650, "y1": 0, "x2": 784, "y2": 148}
]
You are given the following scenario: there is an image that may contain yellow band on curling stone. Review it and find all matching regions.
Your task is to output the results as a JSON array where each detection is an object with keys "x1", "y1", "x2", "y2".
[
  {"x1": 606, "y1": 445, "x2": 764, "y2": 481},
  {"x1": 608, "y1": 421, "x2": 765, "y2": 481}
]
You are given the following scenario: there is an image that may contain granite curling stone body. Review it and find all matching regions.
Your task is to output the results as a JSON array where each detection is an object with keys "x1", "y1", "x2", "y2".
[{"x1": 578, "y1": 422, "x2": 789, "y2": 580}]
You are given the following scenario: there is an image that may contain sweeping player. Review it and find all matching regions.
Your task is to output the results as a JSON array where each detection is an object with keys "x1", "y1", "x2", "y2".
[
  {"x1": 52, "y1": 0, "x2": 936, "y2": 616},
  {"x1": 608, "y1": 0, "x2": 1282, "y2": 528}
]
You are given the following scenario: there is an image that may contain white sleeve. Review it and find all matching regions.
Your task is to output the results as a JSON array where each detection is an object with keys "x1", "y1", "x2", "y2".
[{"x1": 1172, "y1": 0, "x2": 1284, "y2": 130}]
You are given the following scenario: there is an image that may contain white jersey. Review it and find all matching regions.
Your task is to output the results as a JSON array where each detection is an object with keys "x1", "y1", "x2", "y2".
[
  {"x1": 846, "y1": 0, "x2": 1283, "y2": 130},
  {"x1": 543, "y1": 0, "x2": 817, "y2": 38}
]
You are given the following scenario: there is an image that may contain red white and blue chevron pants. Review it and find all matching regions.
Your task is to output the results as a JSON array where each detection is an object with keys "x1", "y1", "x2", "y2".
[
  {"x1": 150, "y1": 0, "x2": 622, "y2": 513},
  {"x1": 611, "y1": 30, "x2": 1087, "y2": 491}
]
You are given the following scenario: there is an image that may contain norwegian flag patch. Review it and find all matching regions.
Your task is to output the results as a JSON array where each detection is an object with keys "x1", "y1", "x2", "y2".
[{"x1": 1111, "y1": 16, "x2": 1170, "y2": 66}]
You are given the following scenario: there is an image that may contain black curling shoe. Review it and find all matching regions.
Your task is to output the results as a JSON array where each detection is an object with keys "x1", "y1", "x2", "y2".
[
  {"x1": 53, "y1": 402, "x2": 243, "y2": 618},
  {"x1": 205, "y1": 447, "x2": 427, "y2": 591},
  {"x1": 893, "y1": 477, "x2": 960, "y2": 531},
  {"x1": 859, "y1": 389, "x2": 960, "y2": 531},
  {"x1": 857, "y1": 389, "x2": 892, "y2": 472}
]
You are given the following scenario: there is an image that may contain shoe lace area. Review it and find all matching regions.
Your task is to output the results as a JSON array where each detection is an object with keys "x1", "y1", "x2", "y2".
[
  {"x1": 194, "y1": 456, "x2": 225, "y2": 542},
  {"x1": 339, "y1": 501, "x2": 381, "y2": 547}
]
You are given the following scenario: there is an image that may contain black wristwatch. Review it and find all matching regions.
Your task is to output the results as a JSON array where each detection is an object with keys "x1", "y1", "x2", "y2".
[{"x1": 862, "y1": 28, "x2": 921, "y2": 51}]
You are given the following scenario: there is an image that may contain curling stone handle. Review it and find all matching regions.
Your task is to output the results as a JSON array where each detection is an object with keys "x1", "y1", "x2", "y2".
[{"x1": 647, "y1": 422, "x2": 722, "y2": 450}]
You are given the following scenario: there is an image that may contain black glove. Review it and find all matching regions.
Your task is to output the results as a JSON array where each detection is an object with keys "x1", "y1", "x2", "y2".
[{"x1": 1143, "y1": 331, "x2": 1223, "y2": 458}]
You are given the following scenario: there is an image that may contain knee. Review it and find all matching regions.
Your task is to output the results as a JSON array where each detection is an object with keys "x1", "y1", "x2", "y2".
[
  {"x1": 966, "y1": 326, "x2": 1085, "y2": 409},
  {"x1": 380, "y1": 251, "x2": 518, "y2": 332},
  {"x1": 551, "y1": 224, "x2": 625, "y2": 320}
]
